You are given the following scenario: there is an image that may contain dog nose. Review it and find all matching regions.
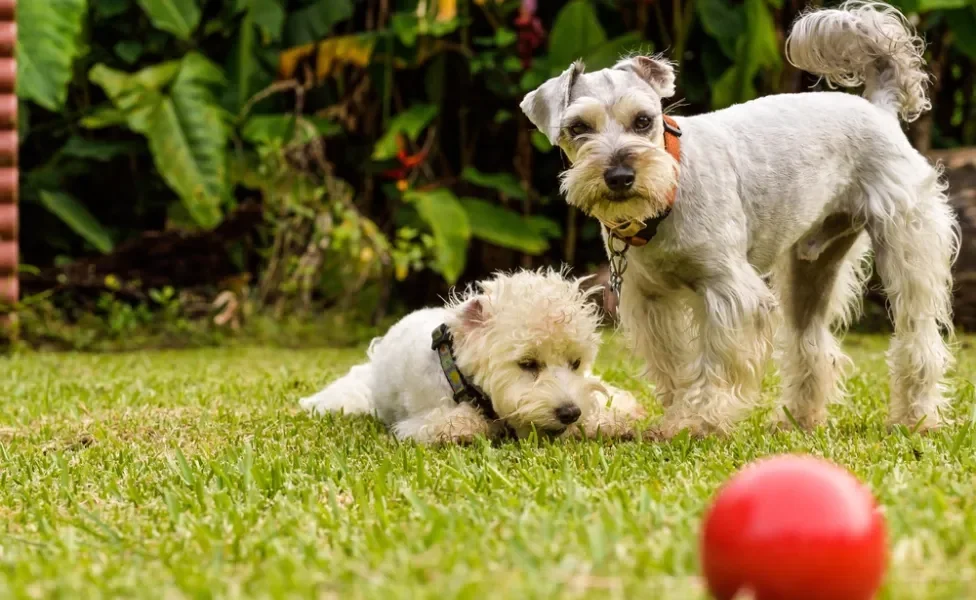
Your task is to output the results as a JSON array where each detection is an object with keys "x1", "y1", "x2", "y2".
[
  {"x1": 603, "y1": 165, "x2": 635, "y2": 192},
  {"x1": 555, "y1": 403, "x2": 582, "y2": 425}
]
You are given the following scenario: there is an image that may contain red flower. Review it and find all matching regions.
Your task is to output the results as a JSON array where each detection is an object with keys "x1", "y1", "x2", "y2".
[
  {"x1": 514, "y1": 0, "x2": 544, "y2": 69},
  {"x1": 382, "y1": 134, "x2": 430, "y2": 180}
]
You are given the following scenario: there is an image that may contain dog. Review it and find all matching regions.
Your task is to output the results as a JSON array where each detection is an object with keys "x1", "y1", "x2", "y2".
[
  {"x1": 299, "y1": 268, "x2": 645, "y2": 444},
  {"x1": 520, "y1": 1, "x2": 959, "y2": 437}
]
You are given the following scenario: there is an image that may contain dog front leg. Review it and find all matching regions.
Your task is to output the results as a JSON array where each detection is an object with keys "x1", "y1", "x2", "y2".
[
  {"x1": 618, "y1": 286, "x2": 698, "y2": 411},
  {"x1": 391, "y1": 403, "x2": 496, "y2": 444},
  {"x1": 659, "y1": 266, "x2": 777, "y2": 437},
  {"x1": 569, "y1": 381, "x2": 648, "y2": 439}
]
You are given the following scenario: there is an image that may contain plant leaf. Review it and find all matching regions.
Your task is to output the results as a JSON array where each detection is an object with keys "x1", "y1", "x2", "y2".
[
  {"x1": 89, "y1": 54, "x2": 229, "y2": 229},
  {"x1": 38, "y1": 190, "x2": 115, "y2": 254},
  {"x1": 406, "y1": 189, "x2": 470, "y2": 284},
  {"x1": 225, "y1": 0, "x2": 283, "y2": 113},
  {"x1": 461, "y1": 167, "x2": 526, "y2": 200},
  {"x1": 527, "y1": 215, "x2": 563, "y2": 239},
  {"x1": 136, "y1": 0, "x2": 201, "y2": 41},
  {"x1": 949, "y1": 8, "x2": 976, "y2": 60},
  {"x1": 549, "y1": 0, "x2": 607, "y2": 69},
  {"x1": 372, "y1": 104, "x2": 439, "y2": 161},
  {"x1": 917, "y1": 0, "x2": 968, "y2": 10},
  {"x1": 242, "y1": 114, "x2": 342, "y2": 145},
  {"x1": 697, "y1": 0, "x2": 745, "y2": 58},
  {"x1": 278, "y1": 33, "x2": 378, "y2": 81},
  {"x1": 583, "y1": 32, "x2": 647, "y2": 71},
  {"x1": 60, "y1": 136, "x2": 140, "y2": 161},
  {"x1": 16, "y1": 0, "x2": 88, "y2": 111},
  {"x1": 711, "y1": 0, "x2": 780, "y2": 110},
  {"x1": 460, "y1": 198, "x2": 550, "y2": 255},
  {"x1": 284, "y1": 0, "x2": 354, "y2": 46}
]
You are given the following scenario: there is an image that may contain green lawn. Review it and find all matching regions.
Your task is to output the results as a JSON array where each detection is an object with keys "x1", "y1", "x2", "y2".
[{"x1": 2, "y1": 334, "x2": 975, "y2": 599}]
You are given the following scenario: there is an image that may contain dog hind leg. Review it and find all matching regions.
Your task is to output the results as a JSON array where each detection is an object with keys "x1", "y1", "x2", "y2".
[
  {"x1": 299, "y1": 363, "x2": 377, "y2": 416},
  {"x1": 772, "y1": 222, "x2": 871, "y2": 429},
  {"x1": 867, "y1": 166, "x2": 959, "y2": 430}
]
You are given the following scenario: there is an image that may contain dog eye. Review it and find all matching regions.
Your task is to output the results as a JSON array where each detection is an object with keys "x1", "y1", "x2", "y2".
[
  {"x1": 568, "y1": 122, "x2": 591, "y2": 137},
  {"x1": 518, "y1": 359, "x2": 541, "y2": 372},
  {"x1": 570, "y1": 359, "x2": 582, "y2": 371},
  {"x1": 633, "y1": 115, "x2": 652, "y2": 132}
]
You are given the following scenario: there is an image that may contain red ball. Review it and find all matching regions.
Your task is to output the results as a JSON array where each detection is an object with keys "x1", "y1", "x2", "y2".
[{"x1": 701, "y1": 454, "x2": 887, "y2": 600}]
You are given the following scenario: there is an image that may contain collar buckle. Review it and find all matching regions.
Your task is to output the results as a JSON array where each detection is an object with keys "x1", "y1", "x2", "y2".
[{"x1": 431, "y1": 324, "x2": 500, "y2": 421}]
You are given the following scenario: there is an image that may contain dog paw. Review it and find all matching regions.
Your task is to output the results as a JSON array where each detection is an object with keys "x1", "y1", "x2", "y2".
[
  {"x1": 886, "y1": 414, "x2": 947, "y2": 435},
  {"x1": 770, "y1": 409, "x2": 825, "y2": 433}
]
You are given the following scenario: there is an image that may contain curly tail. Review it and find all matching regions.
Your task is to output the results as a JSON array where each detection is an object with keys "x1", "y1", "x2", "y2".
[{"x1": 785, "y1": 1, "x2": 930, "y2": 122}]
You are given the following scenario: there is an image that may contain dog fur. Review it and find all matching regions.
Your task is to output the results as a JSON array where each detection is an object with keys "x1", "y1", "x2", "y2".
[
  {"x1": 299, "y1": 268, "x2": 645, "y2": 444},
  {"x1": 520, "y1": 1, "x2": 959, "y2": 436}
]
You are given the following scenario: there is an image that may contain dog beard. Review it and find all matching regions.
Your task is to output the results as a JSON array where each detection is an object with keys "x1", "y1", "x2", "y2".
[{"x1": 560, "y1": 136, "x2": 678, "y2": 225}]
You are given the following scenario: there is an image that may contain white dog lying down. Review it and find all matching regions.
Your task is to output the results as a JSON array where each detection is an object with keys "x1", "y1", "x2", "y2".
[{"x1": 300, "y1": 268, "x2": 645, "y2": 443}]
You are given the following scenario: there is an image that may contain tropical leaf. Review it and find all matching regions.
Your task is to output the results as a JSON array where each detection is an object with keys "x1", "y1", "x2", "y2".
[
  {"x1": 81, "y1": 105, "x2": 130, "y2": 129},
  {"x1": 136, "y1": 0, "x2": 201, "y2": 41},
  {"x1": 406, "y1": 189, "x2": 470, "y2": 284},
  {"x1": 548, "y1": 0, "x2": 607, "y2": 69},
  {"x1": 38, "y1": 191, "x2": 115, "y2": 254},
  {"x1": 278, "y1": 34, "x2": 378, "y2": 82},
  {"x1": 114, "y1": 41, "x2": 144, "y2": 65},
  {"x1": 583, "y1": 32, "x2": 648, "y2": 70},
  {"x1": 460, "y1": 198, "x2": 550, "y2": 255},
  {"x1": 949, "y1": 8, "x2": 976, "y2": 60},
  {"x1": 697, "y1": 0, "x2": 745, "y2": 58},
  {"x1": 917, "y1": 0, "x2": 969, "y2": 9},
  {"x1": 711, "y1": 0, "x2": 780, "y2": 110},
  {"x1": 372, "y1": 104, "x2": 439, "y2": 161},
  {"x1": 242, "y1": 114, "x2": 341, "y2": 145},
  {"x1": 225, "y1": 0, "x2": 284, "y2": 112},
  {"x1": 60, "y1": 136, "x2": 141, "y2": 161},
  {"x1": 89, "y1": 54, "x2": 229, "y2": 229},
  {"x1": 283, "y1": 0, "x2": 354, "y2": 46},
  {"x1": 16, "y1": 0, "x2": 88, "y2": 111},
  {"x1": 461, "y1": 167, "x2": 526, "y2": 200},
  {"x1": 239, "y1": 0, "x2": 285, "y2": 43},
  {"x1": 527, "y1": 215, "x2": 563, "y2": 239},
  {"x1": 94, "y1": 0, "x2": 131, "y2": 18}
]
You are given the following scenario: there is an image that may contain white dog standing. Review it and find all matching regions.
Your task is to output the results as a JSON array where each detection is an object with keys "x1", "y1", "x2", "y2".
[
  {"x1": 520, "y1": 1, "x2": 958, "y2": 436},
  {"x1": 300, "y1": 268, "x2": 644, "y2": 443}
]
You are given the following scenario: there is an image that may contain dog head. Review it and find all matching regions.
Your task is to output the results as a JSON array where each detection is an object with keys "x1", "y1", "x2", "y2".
[
  {"x1": 520, "y1": 56, "x2": 678, "y2": 224},
  {"x1": 446, "y1": 267, "x2": 606, "y2": 437}
]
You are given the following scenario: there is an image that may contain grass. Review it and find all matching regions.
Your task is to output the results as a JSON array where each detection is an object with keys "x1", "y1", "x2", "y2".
[{"x1": 1, "y1": 333, "x2": 976, "y2": 599}]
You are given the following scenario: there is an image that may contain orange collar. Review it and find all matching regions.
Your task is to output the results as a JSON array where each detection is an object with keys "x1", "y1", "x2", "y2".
[{"x1": 602, "y1": 115, "x2": 681, "y2": 247}]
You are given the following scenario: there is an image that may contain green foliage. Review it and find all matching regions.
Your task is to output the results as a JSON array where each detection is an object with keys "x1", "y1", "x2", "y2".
[
  {"x1": 711, "y1": 0, "x2": 781, "y2": 109},
  {"x1": 462, "y1": 167, "x2": 526, "y2": 200},
  {"x1": 16, "y1": 0, "x2": 88, "y2": 111},
  {"x1": 15, "y1": 0, "x2": 976, "y2": 311},
  {"x1": 89, "y1": 54, "x2": 229, "y2": 229},
  {"x1": 461, "y1": 197, "x2": 553, "y2": 255},
  {"x1": 372, "y1": 104, "x2": 439, "y2": 161},
  {"x1": 548, "y1": 0, "x2": 607, "y2": 67},
  {"x1": 407, "y1": 188, "x2": 471, "y2": 284},
  {"x1": 137, "y1": 0, "x2": 201, "y2": 40},
  {"x1": 38, "y1": 191, "x2": 115, "y2": 254}
]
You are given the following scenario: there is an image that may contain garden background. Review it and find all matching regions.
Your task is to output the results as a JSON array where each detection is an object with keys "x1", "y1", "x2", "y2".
[{"x1": 12, "y1": 0, "x2": 976, "y2": 346}]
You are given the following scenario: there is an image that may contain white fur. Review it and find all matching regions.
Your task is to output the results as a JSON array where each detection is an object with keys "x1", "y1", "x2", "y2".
[
  {"x1": 520, "y1": 1, "x2": 959, "y2": 436},
  {"x1": 299, "y1": 268, "x2": 645, "y2": 444}
]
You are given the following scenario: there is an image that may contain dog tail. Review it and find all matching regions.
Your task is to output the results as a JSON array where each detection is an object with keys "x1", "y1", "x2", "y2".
[
  {"x1": 786, "y1": 1, "x2": 930, "y2": 122},
  {"x1": 299, "y1": 363, "x2": 376, "y2": 416}
]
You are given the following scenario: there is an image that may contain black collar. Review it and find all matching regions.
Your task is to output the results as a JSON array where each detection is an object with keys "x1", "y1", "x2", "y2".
[
  {"x1": 605, "y1": 206, "x2": 673, "y2": 247},
  {"x1": 430, "y1": 324, "x2": 500, "y2": 421}
]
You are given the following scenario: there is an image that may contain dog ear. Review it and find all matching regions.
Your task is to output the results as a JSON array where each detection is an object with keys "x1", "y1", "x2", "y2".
[
  {"x1": 614, "y1": 56, "x2": 675, "y2": 98},
  {"x1": 458, "y1": 296, "x2": 488, "y2": 330},
  {"x1": 519, "y1": 60, "x2": 585, "y2": 144}
]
